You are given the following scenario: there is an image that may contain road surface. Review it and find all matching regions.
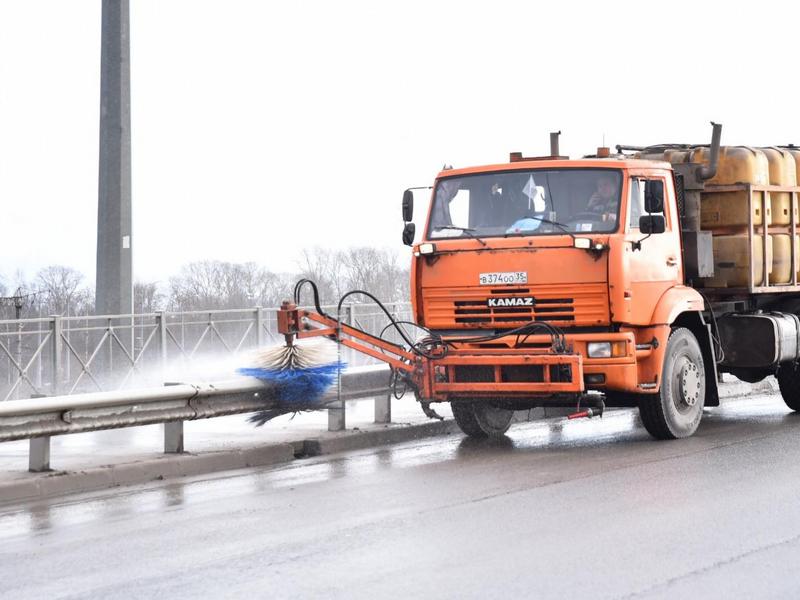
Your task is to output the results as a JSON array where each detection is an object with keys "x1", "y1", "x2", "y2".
[{"x1": 3, "y1": 394, "x2": 800, "y2": 599}]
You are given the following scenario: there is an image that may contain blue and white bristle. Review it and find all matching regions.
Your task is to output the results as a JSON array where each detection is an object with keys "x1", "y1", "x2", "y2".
[{"x1": 237, "y1": 340, "x2": 344, "y2": 426}]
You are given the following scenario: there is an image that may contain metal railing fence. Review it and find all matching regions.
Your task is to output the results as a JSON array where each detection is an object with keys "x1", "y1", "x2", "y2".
[{"x1": 0, "y1": 303, "x2": 412, "y2": 402}]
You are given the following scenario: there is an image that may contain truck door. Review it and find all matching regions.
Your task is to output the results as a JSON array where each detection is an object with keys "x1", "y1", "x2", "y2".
[{"x1": 624, "y1": 174, "x2": 682, "y2": 325}]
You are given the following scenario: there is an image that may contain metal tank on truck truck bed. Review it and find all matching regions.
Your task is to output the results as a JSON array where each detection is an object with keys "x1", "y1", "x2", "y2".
[{"x1": 277, "y1": 123, "x2": 800, "y2": 442}]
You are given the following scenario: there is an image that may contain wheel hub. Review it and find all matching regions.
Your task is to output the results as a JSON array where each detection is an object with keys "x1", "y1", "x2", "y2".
[{"x1": 680, "y1": 362, "x2": 700, "y2": 407}]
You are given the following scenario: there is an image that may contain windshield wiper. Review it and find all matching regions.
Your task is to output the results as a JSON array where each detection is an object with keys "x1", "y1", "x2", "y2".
[
  {"x1": 432, "y1": 226, "x2": 488, "y2": 247},
  {"x1": 525, "y1": 215, "x2": 607, "y2": 257},
  {"x1": 526, "y1": 216, "x2": 577, "y2": 240}
]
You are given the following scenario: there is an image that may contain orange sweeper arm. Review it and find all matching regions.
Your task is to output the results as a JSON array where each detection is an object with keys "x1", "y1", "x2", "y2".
[{"x1": 276, "y1": 300, "x2": 586, "y2": 403}]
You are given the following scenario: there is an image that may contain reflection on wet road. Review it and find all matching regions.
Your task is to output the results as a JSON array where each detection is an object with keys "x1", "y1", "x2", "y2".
[{"x1": 3, "y1": 395, "x2": 800, "y2": 599}]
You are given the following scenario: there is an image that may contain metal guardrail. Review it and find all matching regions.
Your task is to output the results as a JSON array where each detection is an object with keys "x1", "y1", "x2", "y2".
[
  {"x1": 0, "y1": 365, "x2": 393, "y2": 472},
  {"x1": 0, "y1": 303, "x2": 412, "y2": 401}
]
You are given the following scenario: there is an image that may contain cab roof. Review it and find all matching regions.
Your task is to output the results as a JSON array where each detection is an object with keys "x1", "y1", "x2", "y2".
[{"x1": 436, "y1": 158, "x2": 672, "y2": 179}]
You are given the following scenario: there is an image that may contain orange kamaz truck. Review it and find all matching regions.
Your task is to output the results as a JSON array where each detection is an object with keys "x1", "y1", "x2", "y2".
[{"x1": 280, "y1": 123, "x2": 800, "y2": 441}]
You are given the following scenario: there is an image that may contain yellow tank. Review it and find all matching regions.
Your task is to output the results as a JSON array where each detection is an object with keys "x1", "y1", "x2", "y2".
[
  {"x1": 783, "y1": 146, "x2": 800, "y2": 181},
  {"x1": 771, "y1": 234, "x2": 793, "y2": 284},
  {"x1": 689, "y1": 146, "x2": 770, "y2": 228},
  {"x1": 795, "y1": 235, "x2": 800, "y2": 282},
  {"x1": 701, "y1": 193, "x2": 769, "y2": 228},
  {"x1": 690, "y1": 146, "x2": 769, "y2": 186},
  {"x1": 633, "y1": 149, "x2": 691, "y2": 163},
  {"x1": 760, "y1": 147, "x2": 797, "y2": 226},
  {"x1": 706, "y1": 234, "x2": 770, "y2": 288},
  {"x1": 660, "y1": 149, "x2": 691, "y2": 164}
]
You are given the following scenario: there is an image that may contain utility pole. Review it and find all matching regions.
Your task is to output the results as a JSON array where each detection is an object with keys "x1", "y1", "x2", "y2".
[
  {"x1": 96, "y1": 0, "x2": 132, "y2": 322},
  {"x1": 0, "y1": 288, "x2": 27, "y2": 320},
  {"x1": 1, "y1": 288, "x2": 33, "y2": 399}
]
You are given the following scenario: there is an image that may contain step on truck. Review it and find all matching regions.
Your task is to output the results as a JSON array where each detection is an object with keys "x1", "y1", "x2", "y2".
[{"x1": 278, "y1": 123, "x2": 800, "y2": 440}]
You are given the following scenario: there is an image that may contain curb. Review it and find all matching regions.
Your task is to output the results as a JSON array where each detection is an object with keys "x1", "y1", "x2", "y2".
[{"x1": 0, "y1": 419, "x2": 458, "y2": 505}]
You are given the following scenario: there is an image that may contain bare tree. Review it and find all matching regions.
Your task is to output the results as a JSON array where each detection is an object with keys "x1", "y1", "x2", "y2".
[
  {"x1": 134, "y1": 281, "x2": 165, "y2": 313},
  {"x1": 247, "y1": 271, "x2": 295, "y2": 308},
  {"x1": 341, "y1": 247, "x2": 409, "y2": 303},
  {"x1": 297, "y1": 247, "x2": 345, "y2": 305},
  {"x1": 9, "y1": 244, "x2": 411, "y2": 319},
  {"x1": 35, "y1": 265, "x2": 86, "y2": 316},
  {"x1": 168, "y1": 261, "x2": 280, "y2": 310}
]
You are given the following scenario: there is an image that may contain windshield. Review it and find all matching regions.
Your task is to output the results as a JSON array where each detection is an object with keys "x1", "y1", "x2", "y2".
[{"x1": 427, "y1": 168, "x2": 622, "y2": 239}]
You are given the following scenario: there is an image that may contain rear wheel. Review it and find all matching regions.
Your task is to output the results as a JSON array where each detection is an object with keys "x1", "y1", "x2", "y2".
[
  {"x1": 451, "y1": 400, "x2": 514, "y2": 438},
  {"x1": 777, "y1": 364, "x2": 800, "y2": 411},
  {"x1": 638, "y1": 327, "x2": 706, "y2": 440}
]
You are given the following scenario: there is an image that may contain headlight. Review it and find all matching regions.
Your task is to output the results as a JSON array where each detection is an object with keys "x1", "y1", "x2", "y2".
[
  {"x1": 587, "y1": 342, "x2": 612, "y2": 358},
  {"x1": 587, "y1": 341, "x2": 627, "y2": 358}
]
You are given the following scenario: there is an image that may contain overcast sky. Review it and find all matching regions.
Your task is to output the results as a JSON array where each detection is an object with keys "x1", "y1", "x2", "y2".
[{"x1": 2, "y1": 0, "x2": 799, "y2": 287}]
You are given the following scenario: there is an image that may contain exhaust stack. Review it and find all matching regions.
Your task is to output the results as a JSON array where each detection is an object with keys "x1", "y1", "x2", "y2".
[
  {"x1": 697, "y1": 121, "x2": 722, "y2": 181},
  {"x1": 550, "y1": 131, "x2": 561, "y2": 157}
]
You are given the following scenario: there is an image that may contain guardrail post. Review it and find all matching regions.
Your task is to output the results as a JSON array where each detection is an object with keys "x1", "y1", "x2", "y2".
[
  {"x1": 256, "y1": 306, "x2": 265, "y2": 347},
  {"x1": 327, "y1": 396, "x2": 346, "y2": 431},
  {"x1": 50, "y1": 316, "x2": 63, "y2": 395},
  {"x1": 27, "y1": 392, "x2": 53, "y2": 472},
  {"x1": 163, "y1": 381, "x2": 184, "y2": 453},
  {"x1": 156, "y1": 311, "x2": 168, "y2": 375},
  {"x1": 164, "y1": 421, "x2": 184, "y2": 453},
  {"x1": 327, "y1": 304, "x2": 352, "y2": 432},
  {"x1": 375, "y1": 393, "x2": 392, "y2": 424},
  {"x1": 29, "y1": 437, "x2": 51, "y2": 472}
]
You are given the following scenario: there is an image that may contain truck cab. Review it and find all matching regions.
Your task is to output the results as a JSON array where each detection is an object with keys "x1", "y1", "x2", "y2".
[{"x1": 404, "y1": 151, "x2": 716, "y2": 440}]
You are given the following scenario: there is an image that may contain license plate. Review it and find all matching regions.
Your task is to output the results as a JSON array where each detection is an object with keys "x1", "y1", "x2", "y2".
[{"x1": 479, "y1": 271, "x2": 528, "y2": 286}]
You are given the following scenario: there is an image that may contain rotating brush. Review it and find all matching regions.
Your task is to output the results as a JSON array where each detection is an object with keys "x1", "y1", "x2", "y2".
[{"x1": 237, "y1": 339, "x2": 345, "y2": 425}]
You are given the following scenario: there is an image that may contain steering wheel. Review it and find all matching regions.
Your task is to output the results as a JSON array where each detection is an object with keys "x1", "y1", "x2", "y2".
[{"x1": 569, "y1": 212, "x2": 605, "y2": 222}]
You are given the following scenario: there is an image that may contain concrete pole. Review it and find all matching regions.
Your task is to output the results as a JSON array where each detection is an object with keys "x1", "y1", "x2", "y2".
[{"x1": 96, "y1": 0, "x2": 132, "y2": 322}]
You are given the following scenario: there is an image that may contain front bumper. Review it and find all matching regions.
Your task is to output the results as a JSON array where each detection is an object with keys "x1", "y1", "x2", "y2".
[{"x1": 423, "y1": 331, "x2": 638, "y2": 402}]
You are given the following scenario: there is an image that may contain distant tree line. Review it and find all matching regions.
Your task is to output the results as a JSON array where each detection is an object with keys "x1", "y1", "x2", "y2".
[{"x1": 0, "y1": 246, "x2": 410, "y2": 319}]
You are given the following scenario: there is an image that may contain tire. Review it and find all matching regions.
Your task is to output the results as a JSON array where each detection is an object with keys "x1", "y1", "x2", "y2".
[
  {"x1": 451, "y1": 400, "x2": 514, "y2": 438},
  {"x1": 638, "y1": 327, "x2": 706, "y2": 440},
  {"x1": 777, "y1": 364, "x2": 800, "y2": 411}
]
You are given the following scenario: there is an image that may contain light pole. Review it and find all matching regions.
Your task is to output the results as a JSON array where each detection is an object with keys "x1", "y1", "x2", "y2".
[
  {"x1": 96, "y1": 0, "x2": 133, "y2": 379},
  {"x1": 96, "y1": 0, "x2": 132, "y2": 324}
]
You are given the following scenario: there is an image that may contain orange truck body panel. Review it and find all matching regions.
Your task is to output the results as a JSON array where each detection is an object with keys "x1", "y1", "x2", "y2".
[{"x1": 409, "y1": 158, "x2": 698, "y2": 402}]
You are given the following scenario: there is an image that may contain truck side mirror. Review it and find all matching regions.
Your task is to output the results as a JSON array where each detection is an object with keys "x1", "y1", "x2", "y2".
[
  {"x1": 402, "y1": 222, "x2": 416, "y2": 246},
  {"x1": 402, "y1": 190, "x2": 414, "y2": 222},
  {"x1": 639, "y1": 214, "x2": 666, "y2": 234},
  {"x1": 644, "y1": 180, "x2": 664, "y2": 213}
]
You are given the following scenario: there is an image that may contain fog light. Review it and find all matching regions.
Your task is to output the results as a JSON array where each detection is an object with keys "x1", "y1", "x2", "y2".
[
  {"x1": 584, "y1": 373, "x2": 606, "y2": 384},
  {"x1": 587, "y1": 342, "x2": 611, "y2": 358}
]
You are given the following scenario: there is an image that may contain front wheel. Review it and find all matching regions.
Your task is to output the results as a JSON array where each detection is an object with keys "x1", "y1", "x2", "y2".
[
  {"x1": 638, "y1": 327, "x2": 706, "y2": 440},
  {"x1": 777, "y1": 364, "x2": 800, "y2": 411},
  {"x1": 451, "y1": 400, "x2": 514, "y2": 438}
]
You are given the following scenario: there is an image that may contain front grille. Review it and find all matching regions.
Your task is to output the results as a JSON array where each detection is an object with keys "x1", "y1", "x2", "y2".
[
  {"x1": 424, "y1": 283, "x2": 609, "y2": 328},
  {"x1": 454, "y1": 294, "x2": 575, "y2": 324}
]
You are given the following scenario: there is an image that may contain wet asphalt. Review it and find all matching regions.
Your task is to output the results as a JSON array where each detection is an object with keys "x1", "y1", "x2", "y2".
[{"x1": 2, "y1": 394, "x2": 800, "y2": 599}]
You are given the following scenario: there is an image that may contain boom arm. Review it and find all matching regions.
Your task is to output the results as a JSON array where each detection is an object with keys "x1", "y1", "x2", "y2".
[{"x1": 276, "y1": 301, "x2": 423, "y2": 373}]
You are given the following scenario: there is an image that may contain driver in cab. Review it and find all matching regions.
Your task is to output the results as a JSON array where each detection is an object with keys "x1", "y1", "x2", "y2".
[{"x1": 586, "y1": 175, "x2": 618, "y2": 223}]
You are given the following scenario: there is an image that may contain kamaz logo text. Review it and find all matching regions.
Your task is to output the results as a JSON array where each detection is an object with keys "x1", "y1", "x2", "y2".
[{"x1": 487, "y1": 297, "x2": 535, "y2": 307}]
